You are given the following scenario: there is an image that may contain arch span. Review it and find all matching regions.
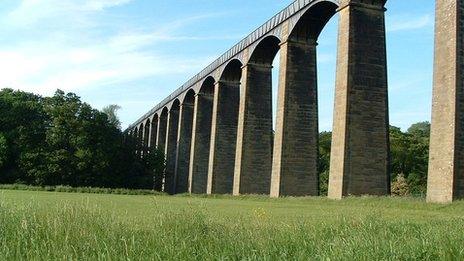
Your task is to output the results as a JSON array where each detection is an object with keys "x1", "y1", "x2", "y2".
[
  {"x1": 207, "y1": 59, "x2": 242, "y2": 195},
  {"x1": 164, "y1": 99, "x2": 180, "y2": 194},
  {"x1": 143, "y1": 118, "x2": 151, "y2": 155},
  {"x1": 175, "y1": 91, "x2": 196, "y2": 194},
  {"x1": 270, "y1": 2, "x2": 338, "y2": 197},
  {"x1": 289, "y1": 1, "x2": 338, "y2": 43},
  {"x1": 189, "y1": 76, "x2": 215, "y2": 194},
  {"x1": 234, "y1": 35, "x2": 282, "y2": 195}
]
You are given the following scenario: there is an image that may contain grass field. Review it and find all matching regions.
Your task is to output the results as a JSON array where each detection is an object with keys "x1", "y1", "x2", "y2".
[{"x1": 1, "y1": 190, "x2": 464, "y2": 260}]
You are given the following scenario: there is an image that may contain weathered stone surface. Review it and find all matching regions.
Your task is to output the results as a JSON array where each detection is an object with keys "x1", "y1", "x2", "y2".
[
  {"x1": 164, "y1": 106, "x2": 179, "y2": 195},
  {"x1": 174, "y1": 103, "x2": 194, "y2": 194},
  {"x1": 154, "y1": 113, "x2": 167, "y2": 191},
  {"x1": 189, "y1": 92, "x2": 214, "y2": 194},
  {"x1": 233, "y1": 63, "x2": 273, "y2": 195},
  {"x1": 328, "y1": 0, "x2": 390, "y2": 199},
  {"x1": 427, "y1": 0, "x2": 464, "y2": 203},
  {"x1": 149, "y1": 117, "x2": 158, "y2": 149},
  {"x1": 207, "y1": 81, "x2": 240, "y2": 194},
  {"x1": 271, "y1": 40, "x2": 319, "y2": 197},
  {"x1": 157, "y1": 111, "x2": 168, "y2": 150}
]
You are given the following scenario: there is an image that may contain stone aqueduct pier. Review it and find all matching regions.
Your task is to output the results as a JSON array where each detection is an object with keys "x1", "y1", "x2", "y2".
[{"x1": 128, "y1": 0, "x2": 464, "y2": 203}]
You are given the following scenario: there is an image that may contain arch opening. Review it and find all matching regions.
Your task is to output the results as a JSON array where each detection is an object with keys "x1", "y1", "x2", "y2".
[
  {"x1": 249, "y1": 36, "x2": 281, "y2": 65},
  {"x1": 154, "y1": 108, "x2": 169, "y2": 192},
  {"x1": 270, "y1": 0, "x2": 339, "y2": 197},
  {"x1": 138, "y1": 123, "x2": 144, "y2": 158},
  {"x1": 143, "y1": 119, "x2": 151, "y2": 155},
  {"x1": 183, "y1": 89, "x2": 195, "y2": 105},
  {"x1": 289, "y1": 1, "x2": 338, "y2": 43},
  {"x1": 175, "y1": 91, "x2": 196, "y2": 194},
  {"x1": 208, "y1": 60, "x2": 242, "y2": 194},
  {"x1": 150, "y1": 114, "x2": 159, "y2": 150},
  {"x1": 190, "y1": 76, "x2": 216, "y2": 194},
  {"x1": 164, "y1": 99, "x2": 181, "y2": 194}
]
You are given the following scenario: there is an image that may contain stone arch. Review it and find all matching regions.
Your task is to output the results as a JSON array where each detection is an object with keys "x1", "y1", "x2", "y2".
[
  {"x1": 233, "y1": 35, "x2": 281, "y2": 195},
  {"x1": 150, "y1": 114, "x2": 159, "y2": 149},
  {"x1": 183, "y1": 89, "x2": 195, "y2": 106},
  {"x1": 189, "y1": 76, "x2": 216, "y2": 194},
  {"x1": 248, "y1": 35, "x2": 281, "y2": 65},
  {"x1": 220, "y1": 59, "x2": 243, "y2": 82},
  {"x1": 158, "y1": 107, "x2": 169, "y2": 150},
  {"x1": 200, "y1": 76, "x2": 215, "y2": 95},
  {"x1": 143, "y1": 118, "x2": 151, "y2": 154},
  {"x1": 175, "y1": 90, "x2": 196, "y2": 194},
  {"x1": 165, "y1": 99, "x2": 181, "y2": 194},
  {"x1": 170, "y1": 99, "x2": 180, "y2": 111},
  {"x1": 154, "y1": 108, "x2": 169, "y2": 191},
  {"x1": 289, "y1": 1, "x2": 338, "y2": 43},
  {"x1": 137, "y1": 123, "x2": 144, "y2": 157},
  {"x1": 208, "y1": 59, "x2": 242, "y2": 194},
  {"x1": 270, "y1": 0, "x2": 339, "y2": 198}
]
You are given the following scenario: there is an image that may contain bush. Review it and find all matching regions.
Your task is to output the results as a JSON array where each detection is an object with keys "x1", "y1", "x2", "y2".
[{"x1": 391, "y1": 174, "x2": 410, "y2": 197}]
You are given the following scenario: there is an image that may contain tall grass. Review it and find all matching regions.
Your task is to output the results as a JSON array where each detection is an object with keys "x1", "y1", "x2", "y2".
[{"x1": 1, "y1": 190, "x2": 464, "y2": 260}]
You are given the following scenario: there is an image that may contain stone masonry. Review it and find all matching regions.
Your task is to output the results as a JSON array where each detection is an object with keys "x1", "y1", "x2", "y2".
[
  {"x1": 188, "y1": 91, "x2": 214, "y2": 194},
  {"x1": 164, "y1": 106, "x2": 180, "y2": 195},
  {"x1": 174, "y1": 102, "x2": 194, "y2": 194},
  {"x1": 328, "y1": 0, "x2": 390, "y2": 199},
  {"x1": 149, "y1": 116, "x2": 158, "y2": 149},
  {"x1": 233, "y1": 63, "x2": 274, "y2": 195},
  {"x1": 128, "y1": 0, "x2": 464, "y2": 201},
  {"x1": 271, "y1": 39, "x2": 319, "y2": 197},
  {"x1": 427, "y1": 0, "x2": 464, "y2": 203},
  {"x1": 207, "y1": 80, "x2": 240, "y2": 194}
]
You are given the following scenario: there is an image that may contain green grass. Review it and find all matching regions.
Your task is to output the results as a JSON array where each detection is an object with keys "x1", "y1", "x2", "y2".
[
  {"x1": 0, "y1": 183, "x2": 162, "y2": 195},
  {"x1": 1, "y1": 190, "x2": 464, "y2": 260}
]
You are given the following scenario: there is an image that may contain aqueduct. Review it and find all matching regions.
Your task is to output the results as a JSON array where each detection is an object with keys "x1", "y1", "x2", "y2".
[{"x1": 128, "y1": 0, "x2": 464, "y2": 203}]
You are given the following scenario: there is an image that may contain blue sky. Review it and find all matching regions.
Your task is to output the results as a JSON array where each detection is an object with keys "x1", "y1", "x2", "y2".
[{"x1": 0, "y1": 0, "x2": 435, "y2": 131}]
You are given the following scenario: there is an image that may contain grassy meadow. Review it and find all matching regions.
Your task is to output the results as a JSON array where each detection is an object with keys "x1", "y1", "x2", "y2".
[{"x1": 1, "y1": 189, "x2": 464, "y2": 260}]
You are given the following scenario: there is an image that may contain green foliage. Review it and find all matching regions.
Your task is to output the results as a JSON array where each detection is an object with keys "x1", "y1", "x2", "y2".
[
  {"x1": 317, "y1": 124, "x2": 430, "y2": 196},
  {"x1": 144, "y1": 147, "x2": 166, "y2": 191},
  {"x1": 102, "y1": 104, "x2": 122, "y2": 129},
  {"x1": 390, "y1": 123, "x2": 430, "y2": 196},
  {"x1": 0, "y1": 133, "x2": 7, "y2": 169},
  {"x1": 0, "y1": 88, "x2": 163, "y2": 190},
  {"x1": 318, "y1": 132, "x2": 332, "y2": 196},
  {"x1": 2, "y1": 190, "x2": 464, "y2": 260},
  {"x1": 407, "y1": 121, "x2": 430, "y2": 137},
  {"x1": 391, "y1": 174, "x2": 410, "y2": 197}
]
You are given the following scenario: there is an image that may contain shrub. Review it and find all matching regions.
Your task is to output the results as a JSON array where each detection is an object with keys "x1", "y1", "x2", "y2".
[{"x1": 391, "y1": 174, "x2": 410, "y2": 197}]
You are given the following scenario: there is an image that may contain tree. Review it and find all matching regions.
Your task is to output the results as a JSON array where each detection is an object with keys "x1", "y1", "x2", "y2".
[
  {"x1": 0, "y1": 88, "x2": 157, "y2": 189},
  {"x1": 146, "y1": 147, "x2": 166, "y2": 191},
  {"x1": 318, "y1": 132, "x2": 332, "y2": 196},
  {"x1": 0, "y1": 133, "x2": 7, "y2": 169},
  {"x1": 407, "y1": 121, "x2": 430, "y2": 138},
  {"x1": 102, "y1": 105, "x2": 122, "y2": 129},
  {"x1": 390, "y1": 124, "x2": 429, "y2": 196}
]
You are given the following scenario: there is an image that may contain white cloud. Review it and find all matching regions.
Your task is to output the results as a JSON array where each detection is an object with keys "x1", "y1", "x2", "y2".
[
  {"x1": 82, "y1": 0, "x2": 132, "y2": 11},
  {"x1": 0, "y1": 39, "x2": 215, "y2": 96},
  {"x1": 0, "y1": 1, "x2": 229, "y2": 96},
  {"x1": 387, "y1": 14, "x2": 433, "y2": 32},
  {"x1": 6, "y1": 0, "x2": 133, "y2": 27}
]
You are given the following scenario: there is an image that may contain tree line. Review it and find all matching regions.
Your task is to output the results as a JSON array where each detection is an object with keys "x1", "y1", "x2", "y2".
[
  {"x1": 318, "y1": 122, "x2": 430, "y2": 196},
  {"x1": 0, "y1": 88, "x2": 430, "y2": 196},
  {"x1": 0, "y1": 89, "x2": 163, "y2": 189}
]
